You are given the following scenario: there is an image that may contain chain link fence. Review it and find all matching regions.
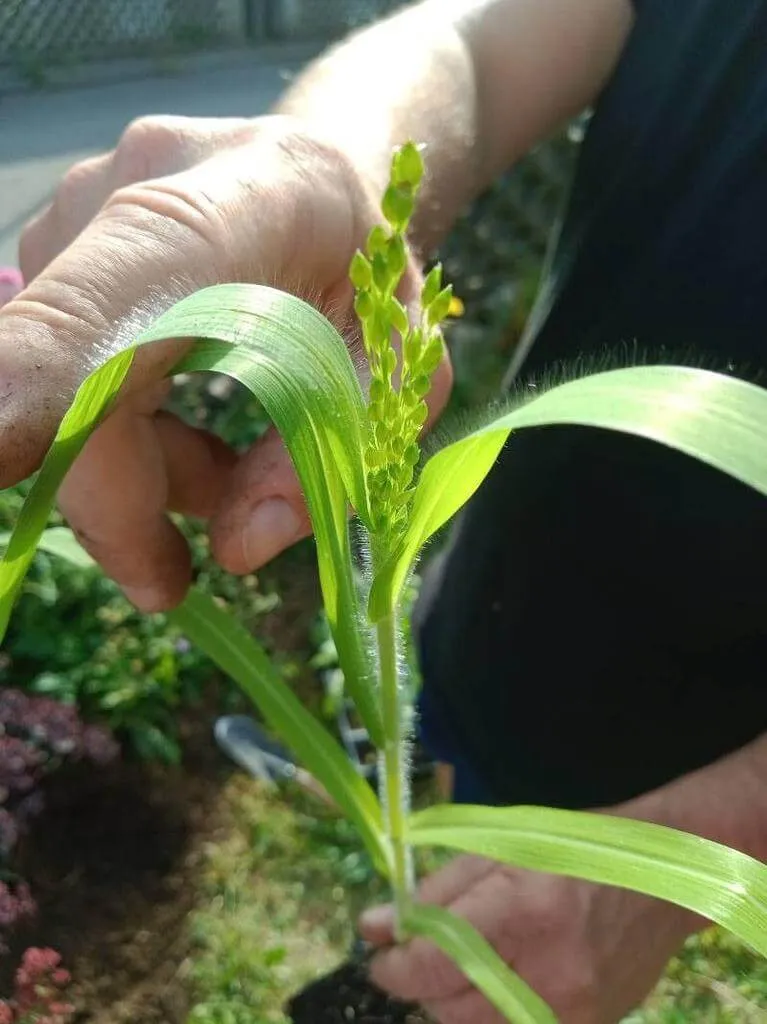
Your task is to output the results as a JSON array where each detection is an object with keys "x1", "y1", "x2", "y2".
[
  {"x1": 259, "y1": 0, "x2": 404, "y2": 40},
  {"x1": 0, "y1": 0, "x2": 225, "y2": 68},
  {"x1": 0, "y1": 0, "x2": 580, "y2": 389},
  {"x1": 0, "y1": 0, "x2": 408, "y2": 66}
]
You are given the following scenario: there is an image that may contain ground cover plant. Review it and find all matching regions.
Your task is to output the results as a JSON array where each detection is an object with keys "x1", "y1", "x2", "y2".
[
  {"x1": 2, "y1": 143, "x2": 767, "y2": 1021},
  {"x1": 0, "y1": 690, "x2": 114, "y2": 1022}
]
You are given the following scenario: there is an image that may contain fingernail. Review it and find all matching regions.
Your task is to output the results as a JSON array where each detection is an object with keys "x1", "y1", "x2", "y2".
[
  {"x1": 359, "y1": 904, "x2": 395, "y2": 935},
  {"x1": 243, "y1": 498, "x2": 301, "y2": 569},
  {"x1": 122, "y1": 585, "x2": 165, "y2": 613}
]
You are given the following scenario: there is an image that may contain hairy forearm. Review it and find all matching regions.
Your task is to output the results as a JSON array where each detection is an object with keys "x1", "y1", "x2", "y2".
[
  {"x1": 275, "y1": 0, "x2": 634, "y2": 255},
  {"x1": 627, "y1": 732, "x2": 767, "y2": 859},
  {"x1": 614, "y1": 732, "x2": 767, "y2": 936},
  {"x1": 275, "y1": 2, "x2": 480, "y2": 254}
]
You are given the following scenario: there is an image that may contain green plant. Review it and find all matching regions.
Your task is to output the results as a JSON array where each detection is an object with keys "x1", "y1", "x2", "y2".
[
  {"x1": 3, "y1": 143, "x2": 767, "y2": 1021},
  {"x1": 0, "y1": 485, "x2": 282, "y2": 762}
]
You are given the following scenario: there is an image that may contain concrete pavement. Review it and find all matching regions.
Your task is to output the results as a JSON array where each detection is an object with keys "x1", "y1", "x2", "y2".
[{"x1": 0, "y1": 49, "x2": 313, "y2": 265}]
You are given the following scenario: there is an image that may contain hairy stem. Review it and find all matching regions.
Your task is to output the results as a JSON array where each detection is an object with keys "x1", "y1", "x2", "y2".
[{"x1": 377, "y1": 611, "x2": 415, "y2": 938}]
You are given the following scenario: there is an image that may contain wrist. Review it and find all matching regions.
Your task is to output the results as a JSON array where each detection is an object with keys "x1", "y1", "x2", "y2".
[
  {"x1": 608, "y1": 733, "x2": 767, "y2": 936},
  {"x1": 628, "y1": 734, "x2": 767, "y2": 859}
]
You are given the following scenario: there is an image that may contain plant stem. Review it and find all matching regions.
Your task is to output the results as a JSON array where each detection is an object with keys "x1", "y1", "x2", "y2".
[{"x1": 376, "y1": 611, "x2": 415, "y2": 939}]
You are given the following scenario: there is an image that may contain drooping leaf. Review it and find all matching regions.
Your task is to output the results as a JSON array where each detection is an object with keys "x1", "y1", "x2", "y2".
[
  {"x1": 0, "y1": 350, "x2": 133, "y2": 638},
  {"x1": 369, "y1": 365, "x2": 767, "y2": 619},
  {"x1": 0, "y1": 284, "x2": 383, "y2": 745},
  {"x1": 0, "y1": 526, "x2": 97, "y2": 570},
  {"x1": 408, "y1": 804, "x2": 767, "y2": 957},
  {"x1": 169, "y1": 587, "x2": 390, "y2": 875},
  {"x1": 404, "y1": 904, "x2": 556, "y2": 1024}
]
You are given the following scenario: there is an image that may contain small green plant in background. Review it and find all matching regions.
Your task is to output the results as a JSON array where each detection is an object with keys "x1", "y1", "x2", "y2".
[{"x1": 3, "y1": 143, "x2": 767, "y2": 1021}]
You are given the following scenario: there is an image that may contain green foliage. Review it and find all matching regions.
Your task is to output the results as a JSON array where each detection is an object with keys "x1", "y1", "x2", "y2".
[
  {"x1": 0, "y1": 480, "x2": 281, "y2": 762},
  {"x1": 405, "y1": 904, "x2": 556, "y2": 1024},
  {"x1": 169, "y1": 588, "x2": 389, "y2": 874},
  {"x1": 409, "y1": 804, "x2": 767, "y2": 958},
  {"x1": 5, "y1": 144, "x2": 767, "y2": 1021},
  {"x1": 186, "y1": 782, "x2": 382, "y2": 1024}
]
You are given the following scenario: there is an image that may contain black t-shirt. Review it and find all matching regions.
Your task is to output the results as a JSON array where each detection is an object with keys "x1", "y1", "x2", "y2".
[{"x1": 416, "y1": 0, "x2": 767, "y2": 808}]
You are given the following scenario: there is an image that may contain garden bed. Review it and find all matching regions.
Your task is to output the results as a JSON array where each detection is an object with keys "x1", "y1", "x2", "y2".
[{"x1": 8, "y1": 710, "x2": 227, "y2": 1023}]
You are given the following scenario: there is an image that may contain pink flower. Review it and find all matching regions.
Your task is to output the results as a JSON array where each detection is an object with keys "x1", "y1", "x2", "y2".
[{"x1": 0, "y1": 269, "x2": 22, "y2": 309}]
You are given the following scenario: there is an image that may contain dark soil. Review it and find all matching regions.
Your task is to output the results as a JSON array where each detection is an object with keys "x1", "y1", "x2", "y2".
[
  {"x1": 287, "y1": 960, "x2": 430, "y2": 1024},
  {"x1": 6, "y1": 707, "x2": 230, "y2": 1022},
  {"x1": 2, "y1": 551, "x2": 325, "y2": 1020}
]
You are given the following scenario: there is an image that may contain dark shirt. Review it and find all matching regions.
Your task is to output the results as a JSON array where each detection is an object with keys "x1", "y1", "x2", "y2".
[{"x1": 416, "y1": 0, "x2": 767, "y2": 808}]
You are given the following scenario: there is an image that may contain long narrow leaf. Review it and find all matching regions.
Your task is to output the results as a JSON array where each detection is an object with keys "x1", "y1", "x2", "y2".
[
  {"x1": 370, "y1": 366, "x2": 767, "y2": 618},
  {"x1": 0, "y1": 285, "x2": 383, "y2": 745},
  {"x1": 404, "y1": 904, "x2": 556, "y2": 1024},
  {"x1": 409, "y1": 804, "x2": 767, "y2": 957},
  {"x1": 0, "y1": 526, "x2": 97, "y2": 570},
  {"x1": 170, "y1": 586, "x2": 390, "y2": 874},
  {"x1": 0, "y1": 350, "x2": 133, "y2": 638}
]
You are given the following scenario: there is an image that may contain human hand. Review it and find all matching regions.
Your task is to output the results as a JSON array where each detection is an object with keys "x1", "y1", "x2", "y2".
[
  {"x1": 360, "y1": 853, "x2": 695, "y2": 1024},
  {"x1": 0, "y1": 269, "x2": 23, "y2": 308},
  {"x1": 1, "y1": 114, "x2": 451, "y2": 609}
]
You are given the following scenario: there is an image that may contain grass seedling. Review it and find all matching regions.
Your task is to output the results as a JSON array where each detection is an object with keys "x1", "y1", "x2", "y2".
[{"x1": 2, "y1": 144, "x2": 767, "y2": 1021}]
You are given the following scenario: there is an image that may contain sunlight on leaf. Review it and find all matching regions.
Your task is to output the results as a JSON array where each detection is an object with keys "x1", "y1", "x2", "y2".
[
  {"x1": 409, "y1": 804, "x2": 767, "y2": 958},
  {"x1": 0, "y1": 349, "x2": 133, "y2": 638},
  {"x1": 404, "y1": 904, "x2": 556, "y2": 1024},
  {"x1": 0, "y1": 526, "x2": 97, "y2": 570},
  {"x1": 170, "y1": 587, "x2": 390, "y2": 875},
  {"x1": 369, "y1": 366, "x2": 767, "y2": 618}
]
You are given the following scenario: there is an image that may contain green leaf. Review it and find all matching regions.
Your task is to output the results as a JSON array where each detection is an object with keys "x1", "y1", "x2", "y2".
[
  {"x1": 404, "y1": 904, "x2": 556, "y2": 1024},
  {"x1": 0, "y1": 284, "x2": 384, "y2": 746},
  {"x1": 0, "y1": 526, "x2": 97, "y2": 570},
  {"x1": 408, "y1": 804, "x2": 767, "y2": 957},
  {"x1": 370, "y1": 365, "x2": 767, "y2": 619},
  {"x1": 0, "y1": 349, "x2": 133, "y2": 639},
  {"x1": 141, "y1": 285, "x2": 381, "y2": 744},
  {"x1": 169, "y1": 587, "x2": 390, "y2": 875}
]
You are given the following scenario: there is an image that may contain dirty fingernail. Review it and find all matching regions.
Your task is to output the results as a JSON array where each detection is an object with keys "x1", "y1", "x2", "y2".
[{"x1": 243, "y1": 498, "x2": 301, "y2": 568}]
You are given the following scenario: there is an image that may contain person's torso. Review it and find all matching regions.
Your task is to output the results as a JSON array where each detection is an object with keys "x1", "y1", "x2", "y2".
[
  {"x1": 517, "y1": 0, "x2": 767, "y2": 381},
  {"x1": 416, "y1": 0, "x2": 767, "y2": 807}
]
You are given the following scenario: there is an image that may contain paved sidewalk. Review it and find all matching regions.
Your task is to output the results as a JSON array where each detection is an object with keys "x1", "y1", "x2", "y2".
[{"x1": 0, "y1": 47, "x2": 315, "y2": 265}]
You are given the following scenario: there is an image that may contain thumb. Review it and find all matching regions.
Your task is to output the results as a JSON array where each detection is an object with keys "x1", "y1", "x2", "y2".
[{"x1": 359, "y1": 903, "x2": 396, "y2": 947}]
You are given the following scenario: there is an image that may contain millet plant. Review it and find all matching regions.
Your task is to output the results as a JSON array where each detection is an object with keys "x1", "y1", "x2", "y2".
[{"x1": 2, "y1": 144, "x2": 767, "y2": 1021}]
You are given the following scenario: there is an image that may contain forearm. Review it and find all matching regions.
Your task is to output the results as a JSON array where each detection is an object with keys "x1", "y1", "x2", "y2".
[
  {"x1": 275, "y1": 2, "x2": 479, "y2": 253},
  {"x1": 275, "y1": 0, "x2": 635, "y2": 254},
  {"x1": 626, "y1": 732, "x2": 767, "y2": 858},
  {"x1": 615, "y1": 732, "x2": 767, "y2": 935}
]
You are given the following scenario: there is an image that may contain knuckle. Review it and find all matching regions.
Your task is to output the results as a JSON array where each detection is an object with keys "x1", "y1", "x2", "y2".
[
  {"x1": 56, "y1": 159, "x2": 98, "y2": 207},
  {"x1": 407, "y1": 941, "x2": 462, "y2": 1000},
  {"x1": 101, "y1": 180, "x2": 228, "y2": 264},
  {"x1": 550, "y1": 958, "x2": 599, "y2": 1022},
  {"x1": 18, "y1": 215, "x2": 46, "y2": 280},
  {"x1": 115, "y1": 115, "x2": 188, "y2": 181}
]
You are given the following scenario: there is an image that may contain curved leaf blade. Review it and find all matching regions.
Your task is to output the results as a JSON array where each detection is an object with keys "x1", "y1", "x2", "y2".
[
  {"x1": 0, "y1": 526, "x2": 97, "y2": 570},
  {"x1": 409, "y1": 804, "x2": 767, "y2": 957},
  {"x1": 170, "y1": 586, "x2": 390, "y2": 875},
  {"x1": 140, "y1": 285, "x2": 380, "y2": 744},
  {"x1": 0, "y1": 284, "x2": 383, "y2": 745},
  {"x1": 404, "y1": 904, "x2": 556, "y2": 1024},
  {"x1": 0, "y1": 349, "x2": 133, "y2": 638},
  {"x1": 370, "y1": 366, "x2": 767, "y2": 619}
]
